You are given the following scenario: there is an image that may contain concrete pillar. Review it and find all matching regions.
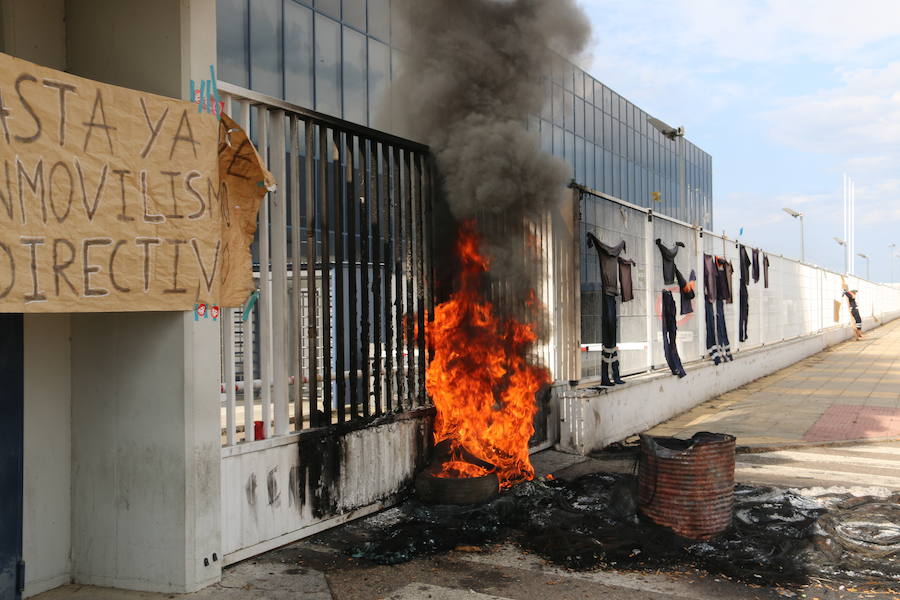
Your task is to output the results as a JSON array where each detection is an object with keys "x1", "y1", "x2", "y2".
[{"x1": 64, "y1": 0, "x2": 222, "y2": 593}]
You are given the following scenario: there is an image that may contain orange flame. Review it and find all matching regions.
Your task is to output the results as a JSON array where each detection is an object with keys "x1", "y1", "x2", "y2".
[{"x1": 425, "y1": 222, "x2": 550, "y2": 489}]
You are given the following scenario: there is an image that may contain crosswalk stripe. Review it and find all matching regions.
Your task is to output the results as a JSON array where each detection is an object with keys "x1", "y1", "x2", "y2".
[
  {"x1": 739, "y1": 449, "x2": 900, "y2": 470},
  {"x1": 735, "y1": 462, "x2": 900, "y2": 489}
]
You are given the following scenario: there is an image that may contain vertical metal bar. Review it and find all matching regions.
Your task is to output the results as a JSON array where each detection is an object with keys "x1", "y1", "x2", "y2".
[
  {"x1": 392, "y1": 146, "x2": 405, "y2": 411},
  {"x1": 644, "y1": 212, "x2": 655, "y2": 371},
  {"x1": 270, "y1": 110, "x2": 289, "y2": 437},
  {"x1": 290, "y1": 115, "x2": 303, "y2": 430},
  {"x1": 333, "y1": 129, "x2": 347, "y2": 424},
  {"x1": 383, "y1": 145, "x2": 396, "y2": 412},
  {"x1": 224, "y1": 308, "x2": 237, "y2": 446},
  {"x1": 319, "y1": 125, "x2": 333, "y2": 425},
  {"x1": 347, "y1": 134, "x2": 360, "y2": 419},
  {"x1": 242, "y1": 309, "x2": 255, "y2": 440},
  {"x1": 305, "y1": 120, "x2": 318, "y2": 429},
  {"x1": 404, "y1": 150, "x2": 416, "y2": 408},
  {"x1": 257, "y1": 105, "x2": 273, "y2": 438},
  {"x1": 414, "y1": 153, "x2": 427, "y2": 406},
  {"x1": 359, "y1": 138, "x2": 372, "y2": 417},
  {"x1": 371, "y1": 142, "x2": 384, "y2": 415}
]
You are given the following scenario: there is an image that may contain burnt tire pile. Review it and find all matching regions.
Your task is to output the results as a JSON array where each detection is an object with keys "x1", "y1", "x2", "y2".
[{"x1": 350, "y1": 473, "x2": 900, "y2": 586}]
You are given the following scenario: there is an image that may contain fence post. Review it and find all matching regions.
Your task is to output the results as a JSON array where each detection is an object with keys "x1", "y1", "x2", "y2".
[
  {"x1": 644, "y1": 211, "x2": 655, "y2": 371},
  {"x1": 696, "y1": 227, "x2": 705, "y2": 362}
]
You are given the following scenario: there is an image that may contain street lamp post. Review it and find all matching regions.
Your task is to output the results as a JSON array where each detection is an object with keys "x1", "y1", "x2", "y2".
[
  {"x1": 783, "y1": 208, "x2": 805, "y2": 263},
  {"x1": 890, "y1": 243, "x2": 896, "y2": 282},
  {"x1": 648, "y1": 117, "x2": 685, "y2": 216},
  {"x1": 857, "y1": 253, "x2": 870, "y2": 280},
  {"x1": 834, "y1": 237, "x2": 847, "y2": 274}
]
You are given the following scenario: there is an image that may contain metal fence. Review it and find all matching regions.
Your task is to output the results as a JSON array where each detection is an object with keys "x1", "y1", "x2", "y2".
[
  {"x1": 218, "y1": 82, "x2": 434, "y2": 446},
  {"x1": 578, "y1": 185, "x2": 900, "y2": 380}
]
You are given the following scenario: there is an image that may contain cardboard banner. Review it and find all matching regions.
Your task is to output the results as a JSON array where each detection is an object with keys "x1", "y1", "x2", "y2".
[{"x1": 0, "y1": 52, "x2": 270, "y2": 312}]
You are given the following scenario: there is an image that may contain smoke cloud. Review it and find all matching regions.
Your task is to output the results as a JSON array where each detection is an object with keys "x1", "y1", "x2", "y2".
[{"x1": 391, "y1": 0, "x2": 591, "y2": 319}]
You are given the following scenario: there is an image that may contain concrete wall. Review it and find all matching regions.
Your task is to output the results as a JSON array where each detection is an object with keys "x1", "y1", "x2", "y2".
[
  {"x1": 221, "y1": 412, "x2": 432, "y2": 564},
  {"x1": 558, "y1": 313, "x2": 900, "y2": 455},
  {"x1": 23, "y1": 315, "x2": 71, "y2": 598}
]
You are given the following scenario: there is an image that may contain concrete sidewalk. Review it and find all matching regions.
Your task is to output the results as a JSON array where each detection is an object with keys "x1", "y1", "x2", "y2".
[{"x1": 645, "y1": 319, "x2": 900, "y2": 447}]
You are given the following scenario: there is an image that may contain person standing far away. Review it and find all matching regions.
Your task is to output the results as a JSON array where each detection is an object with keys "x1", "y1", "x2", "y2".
[{"x1": 841, "y1": 276, "x2": 864, "y2": 340}]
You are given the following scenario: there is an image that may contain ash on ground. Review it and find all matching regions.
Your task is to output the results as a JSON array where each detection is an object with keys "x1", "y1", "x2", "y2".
[{"x1": 348, "y1": 473, "x2": 899, "y2": 586}]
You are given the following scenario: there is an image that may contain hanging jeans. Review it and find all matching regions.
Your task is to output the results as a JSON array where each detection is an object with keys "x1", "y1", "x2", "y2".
[
  {"x1": 601, "y1": 294, "x2": 625, "y2": 385},
  {"x1": 715, "y1": 299, "x2": 733, "y2": 361},
  {"x1": 662, "y1": 290, "x2": 686, "y2": 378},
  {"x1": 705, "y1": 299, "x2": 733, "y2": 364},
  {"x1": 738, "y1": 283, "x2": 749, "y2": 342}
]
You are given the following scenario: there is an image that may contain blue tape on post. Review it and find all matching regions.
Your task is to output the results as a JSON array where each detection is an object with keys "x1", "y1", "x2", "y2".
[{"x1": 242, "y1": 291, "x2": 260, "y2": 322}]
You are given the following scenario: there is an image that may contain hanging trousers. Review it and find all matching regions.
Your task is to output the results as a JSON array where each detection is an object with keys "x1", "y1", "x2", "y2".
[
  {"x1": 738, "y1": 283, "x2": 749, "y2": 342},
  {"x1": 601, "y1": 294, "x2": 625, "y2": 385},
  {"x1": 662, "y1": 290, "x2": 686, "y2": 377},
  {"x1": 705, "y1": 299, "x2": 733, "y2": 364},
  {"x1": 715, "y1": 299, "x2": 733, "y2": 361}
]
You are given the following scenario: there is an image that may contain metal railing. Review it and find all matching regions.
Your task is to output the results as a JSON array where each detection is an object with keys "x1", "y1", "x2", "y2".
[{"x1": 218, "y1": 82, "x2": 434, "y2": 446}]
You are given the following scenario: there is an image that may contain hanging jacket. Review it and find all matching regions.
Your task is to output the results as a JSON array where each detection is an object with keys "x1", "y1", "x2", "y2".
[
  {"x1": 676, "y1": 267, "x2": 696, "y2": 315},
  {"x1": 716, "y1": 257, "x2": 733, "y2": 303},
  {"x1": 703, "y1": 254, "x2": 718, "y2": 305},
  {"x1": 587, "y1": 232, "x2": 625, "y2": 296},
  {"x1": 752, "y1": 248, "x2": 760, "y2": 283},
  {"x1": 739, "y1": 245, "x2": 751, "y2": 284},
  {"x1": 656, "y1": 238, "x2": 685, "y2": 285},
  {"x1": 763, "y1": 253, "x2": 770, "y2": 288}
]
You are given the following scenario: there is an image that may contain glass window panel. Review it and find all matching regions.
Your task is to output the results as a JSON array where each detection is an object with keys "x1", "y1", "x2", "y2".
[
  {"x1": 315, "y1": 13, "x2": 342, "y2": 117},
  {"x1": 603, "y1": 114, "x2": 611, "y2": 150},
  {"x1": 574, "y1": 69, "x2": 584, "y2": 97},
  {"x1": 217, "y1": 0, "x2": 249, "y2": 87},
  {"x1": 586, "y1": 142, "x2": 595, "y2": 189},
  {"x1": 576, "y1": 136, "x2": 585, "y2": 184},
  {"x1": 610, "y1": 119, "x2": 618, "y2": 154},
  {"x1": 368, "y1": 0, "x2": 389, "y2": 40},
  {"x1": 604, "y1": 149, "x2": 612, "y2": 194},
  {"x1": 584, "y1": 102, "x2": 593, "y2": 143},
  {"x1": 564, "y1": 63, "x2": 575, "y2": 91},
  {"x1": 342, "y1": 26, "x2": 367, "y2": 123},
  {"x1": 541, "y1": 78, "x2": 551, "y2": 121},
  {"x1": 625, "y1": 102, "x2": 633, "y2": 127},
  {"x1": 368, "y1": 37, "x2": 390, "y2": 128},
  {"x1": 595, "y1": 145, "x2": 603, "y2": 190},
  {"x1": 553, "y1": 125, "x2": 564, "y2": 158},
  {"x1": 285, "y1": 1, "x2": 314, "y2": 108},
  {"x1": 250, "y1": 0, "x2": 283, "y2": 97},
  {"x1": 342, "y1": 0, "x2": 365, "y2": 30},
  {"x1": 574, "y1": 97, "x2": 584, "y2": 137},
  {"x1": 316, "y1": 0, "x2": 341, "y2": 18},
  {"x1": 602, "y1": 85, "x2": 611, "y2": 113},
  {"x1": 541, "y1": 120, "x2": 552, "y2": 155},
  {"x1": 619, "y1": 96, "x2": 627, "y2": 121},
  {"x1": 564, "y1": 91, "x2": 574, "y2": 131},
  {"x1": 552, "y1": 56, "x2": 564, "y2": 85},
  {"x1": 390, "y1": 0, "x2": 411, "y2": 49},
  {"x1": 583, "y1": 74, "x2": 593, "y2": 104},
  {"x1": 565, "y1": 131, "x2": 575, "y2": 177},
  {"x1": 551, "y1": 84, "x2": 563, "y2": 127}
]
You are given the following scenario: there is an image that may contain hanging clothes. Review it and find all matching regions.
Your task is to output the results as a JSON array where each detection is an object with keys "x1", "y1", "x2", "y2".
[
  {"x1": 752, "y1": 248, "x2": 760, "y2": 283},
  {"x1": 716, "y1": 257, "x2": 734, "y2": 303},
  {"x1": 618, "y1": 257, "x2": 636, "y2": 302},
  {"x1": 655, "y1": 238, "x2": 685, "y2": 285},
  {"x1": 703, "y1": 253, "x2": 718, "y2": 305},
  {"x1": 662, "y1": 290, "x2": 686, "y2": 378},
  {"x1": 739, "y1": 245, "x2": 751, "y2": 342},
  {"x1": 715, "y1": 299, "x2": 733, "y2": 361},
  {"x1": 675, "y1": 268, "x2": 696, "y2": 315},
  {"x1": 763, "y1": 253, "x2": 770, "y2": 288},
  {"x1": 587, "y1": 232, "x2": 627, "y2": 386}
]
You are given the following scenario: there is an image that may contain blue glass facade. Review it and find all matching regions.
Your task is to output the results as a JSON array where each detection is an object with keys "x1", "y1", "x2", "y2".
[{"x1": 217, "y1": 0, "x2": 713, "y2": 226}]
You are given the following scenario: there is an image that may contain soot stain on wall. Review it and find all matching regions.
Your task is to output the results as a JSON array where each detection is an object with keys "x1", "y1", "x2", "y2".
[
  {"x1": 267, "y1": 466, "x2": 281, "y2": 506},
  {"x1": 245, "y1": 472, "x2": 257, "y2": 507}
]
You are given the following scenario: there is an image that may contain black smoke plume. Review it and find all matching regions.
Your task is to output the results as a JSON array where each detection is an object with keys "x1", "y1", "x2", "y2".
[{"x1": 391, "y1": 0, "x2": 591, "y2": 323}]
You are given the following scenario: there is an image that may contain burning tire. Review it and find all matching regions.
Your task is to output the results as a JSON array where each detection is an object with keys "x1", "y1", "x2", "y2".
[{"x1": 414, "y1": 469, "x2": 500, "y2": 505}]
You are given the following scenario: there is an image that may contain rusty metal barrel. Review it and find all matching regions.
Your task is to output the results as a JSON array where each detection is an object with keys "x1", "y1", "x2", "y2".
[{"x1": 638, "y1": 432, "x2": 736, "y2": 540}]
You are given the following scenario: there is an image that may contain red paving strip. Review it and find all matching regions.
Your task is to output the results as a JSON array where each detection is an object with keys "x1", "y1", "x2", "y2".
[{"x1": 803, "y1": 403, "x2": 900, "y2": 442}]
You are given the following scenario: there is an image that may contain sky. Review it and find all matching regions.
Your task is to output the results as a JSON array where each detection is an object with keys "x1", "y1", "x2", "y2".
[{"x1": 576, "y1": 0, "x2": 900, "y2": 282}]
